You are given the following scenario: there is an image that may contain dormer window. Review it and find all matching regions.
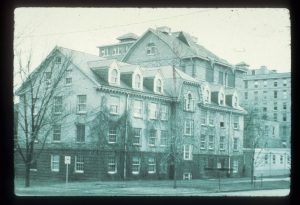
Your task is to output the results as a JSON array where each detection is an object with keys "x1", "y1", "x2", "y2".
[
  {"x1": 146, "y1": 43, "x2": 157, "y2": 55},
  {"x1": 110, "y1": 69, "x2": 118, "y2": 84},
  {"x1": 135, "y1": 74, "x2": 142, "y2": 89},
  {"x1": 156, "y1": 79, "x2": 162, "y2": 93}
]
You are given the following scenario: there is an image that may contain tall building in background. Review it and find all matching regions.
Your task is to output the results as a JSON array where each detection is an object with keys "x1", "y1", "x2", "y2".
[{"x1": 240, "y1": 66, "x2": 291, "y2": 148}]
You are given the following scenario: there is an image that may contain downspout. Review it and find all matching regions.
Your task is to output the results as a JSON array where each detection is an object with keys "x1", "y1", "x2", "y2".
[{"x1": 124, "y1": 93, "x2": 129, "y2": 180}]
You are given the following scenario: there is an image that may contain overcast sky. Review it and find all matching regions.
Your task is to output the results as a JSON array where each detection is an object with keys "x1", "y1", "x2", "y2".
[{"x1": 14, "y1": 8, "x2": 290, "y2": 85}]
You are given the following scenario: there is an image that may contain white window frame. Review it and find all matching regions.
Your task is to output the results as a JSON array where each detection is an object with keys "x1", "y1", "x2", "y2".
[
  {"x1": 53, "y1": 96, "x2": 63, "y2": 114},
  {"x1": 233, "y1": 115, "x2": 239, "y2": 130},
  {"x1": 208, "y1": 135, "x2": 214, "y2": 150},
  {"x1": 219, "y1": 136, "x2": 225, "y2": 150},
  {"x1": 110, "y1": 69, "x2": 119, "y2": 84},
  {"x1": 75, "y1": 155, "x2": 84, "y2": 173},
  {"x1": 156, "y1": 79, "x2": 162, "y2": 93},
  {"x1": 52, "y1": 124, "x2": 61, "y2": 142},
  {"x1": 148, "y1": 157, "x2": 156, "y2": 174},
  {"x1": 184, "y1": 120, "x2": 194, "y2": 136},
  {"x1": 51, "y1": 155, "x2": 60, "y2": 172},
  {"x1": 219, "y1": 92, "x2": 225, "y2": 105},
  {"x1": 149, "y1": 129, "x2": 157, "y2": 146},
  {"x1": 77, "y1": 95, "x2": 87, "y2": 113},
  {"x1": 148, "y1": 102, "x2": 158, "y2": 120},
  {"x1": 160, "y1": 104, "x2": 168, "y2": 121},
  {"x1": 133, "y1": 128, "x2": 141, "y2": 146},
  {"x1": 200, "y1": 134, "x2": 206, "y2": 149},
  {"x1": 76, "y1": 124, "x2": 85, "y2": 143},
  {"x1": 110, "y1": 96, "x2": 120, "y2": 115},
  {"x1": 107, "y1": 155, "x2": 117, "y2": 174},
  {"x1": 133, "y1": 100, "x2": 143, "y2": 118},
  {"x1": 160, "y1": 130, "x2": 167, "y2": 146},
  {"x1": 183, "y1": 144, "x2": 193, "y2": 160},
  {"x1": 108, "y1": 128, "x2": 117, "y2": 144},
  {"x1": 132, "y1": 157, "x2": 140, "y2": 174},
  {"x1": 184, "y1": 93, "x2": 195, "y2": 112}
]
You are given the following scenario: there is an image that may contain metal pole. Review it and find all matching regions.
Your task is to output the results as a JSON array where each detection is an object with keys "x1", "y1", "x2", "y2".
[{"x1": 66, "y1": 164, "x2": 69, "y2": 185}]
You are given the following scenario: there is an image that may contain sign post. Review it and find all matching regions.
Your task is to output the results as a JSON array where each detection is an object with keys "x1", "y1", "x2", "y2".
[{"x1": 65, "y1": 156, "x2": 71, "y2": 186}]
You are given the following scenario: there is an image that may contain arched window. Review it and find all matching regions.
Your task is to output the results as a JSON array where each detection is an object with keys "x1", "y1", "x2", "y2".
[
  {"x1": 110, "y1": 69, "x2": 118, "y2": 84},
  {"x1": 135, "y1": 74, "x2": 141, "y2": 89},
  {"x1": 184, "y1": 93, "x2": 194, "y2": 111},
  {"x1": 156, "y1": 79, "x2": 162, "y2": 93}
]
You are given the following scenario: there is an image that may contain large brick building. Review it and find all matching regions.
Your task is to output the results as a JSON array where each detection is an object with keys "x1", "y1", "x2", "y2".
[{"x1": 15, "y1": 27, "x2": 248, "y2": 181}]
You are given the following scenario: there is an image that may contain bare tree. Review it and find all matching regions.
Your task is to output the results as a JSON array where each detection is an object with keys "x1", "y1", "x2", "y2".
[{"x1": 14, "y1": 48, "x2": 72, "y2": 187}]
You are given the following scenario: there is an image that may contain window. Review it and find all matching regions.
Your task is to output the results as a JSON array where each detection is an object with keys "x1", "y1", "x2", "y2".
[
  {"x1": 233, "y1": 160, "x2": 238, "y2": 173},
  {"x1": 272, "y1": 155, "x2": 276, "y2": 164},
  {"x1": 220, "y1": 93, "x2": 225, "y2": 105},
  {"x1": 218, "y1": 71, "x2": 224, "y2": 85},
  {"x1": 148, "y1": 157, "x2": 156, "y2": 174},
  {"x1": 283, "y1": 102, "x2": 287, "y2": 110},
  {"x1": 148, "y1": 102, "x2": 158, "y2": 119},
  {"x1": 184, "y1": 93, "x2": 195, "y2": 111},
  {"x1": 233, "y1": 115, "x2": 239, "y2": 129},
  {"x1": 201, "y1": 110, "x2": 207, "y2": 125},
  {"x1": 110, "y1": 96, "x2": 120, "y2": 115},
  {"x1": 209, "y1": 111, "x2": 215, "y2": 126},
  {"x1": 204, "y1": 89, "x2": 210, "y2": 103},
  {"x1": 274, "y1": 81, "x2": 277, "y2": 87},
  {"x1": 280, "y1": 155, "x2": 283, "y2": 164},
  {"x1": 233, "y1": 138, "x2": 238, "y2": 151},
  {"x1": 208, "y1": 135, "x2": 214, "y2": 150},
  {"x1": 53, "y1": 96, "x2": 63, "y2": 114},
  {"x1": 200, "y1": 135, "x2": 206, "y2": 149},
  {"x1": 108, "y1": 127, "x2": 117, "y2": 143},
  {"x1": 156, "y1": 79, "x2": 162, "y2": 93},
  {"x1": 263, "y1": 80, "x2": 267, "y2": 87},
  {"x1": 76, "y1": 124, "x2": 85, "y2": 143},
  {"x1": 135, "y1": 74, "x2": 142, "y2": 89},
  {"x1": 146, "y1": 43, "x2": 156, "y2": 55},
  {"x1": 52, "y1": 125, "x2": 61, "y2": 142},
  {"x1": 219, "y1": 136, "x2": 225, "y2": 150},
  {"x1": 263, "y1": 107, "x2": 267, "y2": 112},
  {"x1": 55, "y1": 56, "x2": 61, "y2": 64},
  {"x1": 110, "y1": 69, "x2": 118, "y2": 84},
  {"x1": 220, "y1": 114, "x2": 225, "y2": 128},
  {"x1": 273, "y1": 113, "x2": 277, "y2": 121},
  {"x1": 244, "y1": 81, "x2": 248, "y2": 88},
  {"x1": 265, "y1": 154, "x2": 269, "y2": 164},
  {"x1": 244, "y1": 92, "x2": 248, "y2": 100},
  {"x1": 51, "y1": 155, "x2": 60, "y2": 172},
  {"x1": 183, "y1": 172, "x2": 192, "y2": 180},
  {"x1": 274, "y1": 91, "x2": 278, "y2": 99},
  {"x1": 184, "y1": 120, "x2": 194, "y2": 136},
  {"x1": 183, "y1": 145, "x2": 193, "y2": 160},
  {"x1": 254, "y1": 91, "x2": 258, "y2": 101},
  {"x1": 283, "y1": 113, "x2": 287, "y2": 122},
  {"x1": 132, "y1": 157, "x2": 140, "y2": 174},
  {"x1": 233, "y1": 96, "x2": 238, "y2": 107},
  {"x1": 75, "y1": 155, "x2": 84, "y2": 173},
  {"x1": 160, "y1": 130, "x2": 167, "y2": 146},
  {"x1": 160, "y1": 104, "x2": 168, "y2": 120},
  {"x1": 45, "y1": 72, "x2": 52, "y2": 87},
  {"x1": 283, "y1": 79, "x2": 287, "y2": 86},
  {"x1": 77, "y1": 95, "x2": 87, "y2": 113},
  {"x1": 65, "y1": 70, "x2": 72, "y2": 85},
  {"x1": 263, "y1": 91, "x2": 268, "y2": 100},
  {"x1": 254, "y1": 81, "x2": 258, "y2": 88},
  {"x1": 283, "y1": 90, "x2": 287, "y2": 99},
  {"x1": 149, "y1": 129, "x2": 157, "y2": 146},
  {"x1": 133, "y1": 128, "x2": 141, "y2": 145},
  {"x1": 133, "y1": 100, "x2": 143, "y2": 118},
  {"x1": 107, "y1": 155, "x2": 117, "y2": 174},
  {"x1": 274, "y1": 102, "x2": 278, "y2": 111}
]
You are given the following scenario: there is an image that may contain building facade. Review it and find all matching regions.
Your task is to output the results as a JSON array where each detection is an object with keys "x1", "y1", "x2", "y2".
[
  {"x1": 240, "y1": 66, "x2": 291, "y2": 148},
  {"x1": 15, "y1": 43, "x2": 246, "y2": 181}
]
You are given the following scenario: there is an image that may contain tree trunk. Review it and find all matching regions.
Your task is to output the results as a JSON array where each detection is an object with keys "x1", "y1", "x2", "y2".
[{"x1": 25, "y1": 164, "x2": 30, "y2": 187}]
